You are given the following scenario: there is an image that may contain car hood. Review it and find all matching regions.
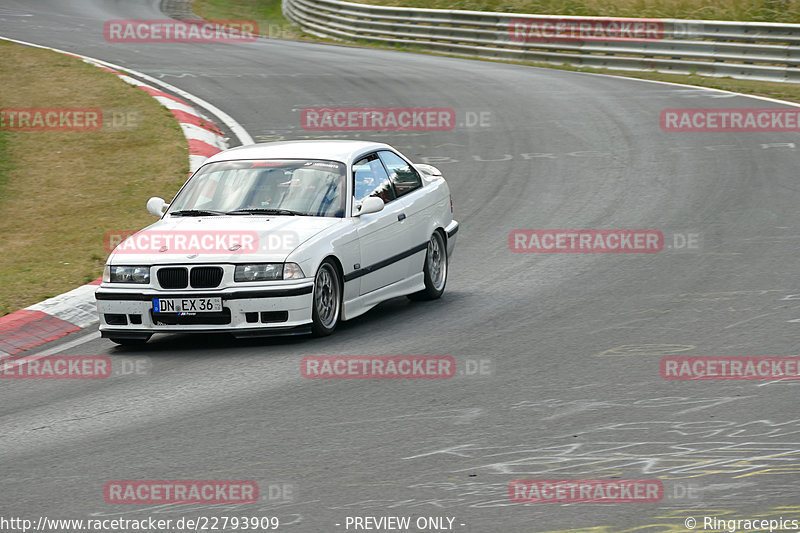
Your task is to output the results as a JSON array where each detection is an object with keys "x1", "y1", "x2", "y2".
[{"x1": 108, "y1": 215, "x2": 341, "y2": 265}]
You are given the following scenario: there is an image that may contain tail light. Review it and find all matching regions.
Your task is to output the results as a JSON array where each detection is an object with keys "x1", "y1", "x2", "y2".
[{"x1": 450, "y1": 196, "x2": 454, "y2": 214}]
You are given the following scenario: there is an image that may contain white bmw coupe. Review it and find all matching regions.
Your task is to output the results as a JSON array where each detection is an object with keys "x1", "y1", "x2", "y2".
[{"x1": 96, "y1": 140, "x2": 458, "y2": 345}]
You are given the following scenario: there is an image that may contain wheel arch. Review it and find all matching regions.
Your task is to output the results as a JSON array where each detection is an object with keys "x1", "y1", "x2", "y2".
[{"x1": 320, "y1": 254, "x2": 345, "y2": 288}]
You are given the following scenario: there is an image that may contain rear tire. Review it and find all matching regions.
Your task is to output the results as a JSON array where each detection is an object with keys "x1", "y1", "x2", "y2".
[
  {"x1": 408, "y1": 231, "x2": 448, "y2": 301},
  {"x1": 311, "y1": 259, "x2": 342, "y2": 336}
]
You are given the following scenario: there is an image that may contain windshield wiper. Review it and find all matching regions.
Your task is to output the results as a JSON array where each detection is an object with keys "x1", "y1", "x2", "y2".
[
  {"x1": 226, "y1": 208, "x2": 309, "y2": 216},
  {"x1": 170, "y1": 209, "x2": 225, "y2": 216}
]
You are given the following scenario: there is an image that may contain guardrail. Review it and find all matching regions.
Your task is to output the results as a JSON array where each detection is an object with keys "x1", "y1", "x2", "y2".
[{"x1": 283, "y1": 0, "x2": 800, "y2": 83}]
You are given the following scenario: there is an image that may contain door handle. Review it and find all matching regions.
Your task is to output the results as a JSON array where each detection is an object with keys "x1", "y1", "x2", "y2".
[{"x1": 397, "y1": 213, "x2": 406, "y2": 221}]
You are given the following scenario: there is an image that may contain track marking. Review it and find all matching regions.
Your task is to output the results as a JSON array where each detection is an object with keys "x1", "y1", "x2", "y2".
[
  {"x1": 575, "y1": 68, "x2": 800, "y2": 109},
  {"x1": 34, "y1": 331, "x2": 102, "y2": 356},
  {"x1": 725, "y1": 312, "x2": 775, "y2": 329},
  {"x1": 1, "y1": 331, "x2": 102, "y2": 374}
]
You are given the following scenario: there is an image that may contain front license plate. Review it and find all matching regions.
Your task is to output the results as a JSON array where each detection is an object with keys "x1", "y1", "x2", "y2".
[{"x1": 153, "y1": 297, "x2": 223, "y2": 313}]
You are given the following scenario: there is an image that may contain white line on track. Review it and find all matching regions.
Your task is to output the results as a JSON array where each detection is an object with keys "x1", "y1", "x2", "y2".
[
  {"x1": 575, "y1": 68, "x2": 800, "y2": 109},
  {"x1": 34, "y1": 331, "x2": 102, "y2": 356},
  {"x1": 724, "y1": 312, "x2": 774, "y2": 329},
  {"x1": 757, "y1": 378, "x2": 800, "y2": 387},
  {"x1": 2, "y1": 331, "x2": 102, "y2": 373}
]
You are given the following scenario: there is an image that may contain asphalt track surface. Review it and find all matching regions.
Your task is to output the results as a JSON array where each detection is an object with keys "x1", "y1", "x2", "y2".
[{"x1": 2, "y1": 1, "x2": 800, "y2": 532}]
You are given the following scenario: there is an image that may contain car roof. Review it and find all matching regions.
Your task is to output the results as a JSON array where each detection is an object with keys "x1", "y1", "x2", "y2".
[{"x1": 203, "y1": 140, "x2": 394, "y2": 166}]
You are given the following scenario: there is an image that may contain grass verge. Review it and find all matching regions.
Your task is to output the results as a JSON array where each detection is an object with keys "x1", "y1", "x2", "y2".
[
  {"x1": 0, "y1": 130, "x2": 11, "y2": 199},
  {"x1": 193, "y1": 0, "x2": 303, "y2": 39},
  {"x1": 0, "y1": 41, "x2": 189, "y2": 315}
]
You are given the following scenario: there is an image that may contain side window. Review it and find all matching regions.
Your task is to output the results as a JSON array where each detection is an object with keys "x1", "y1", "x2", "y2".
[
  {"x1": 378, "y1": 150, "x2": 422, "y2": 197},
  {"x1": 353, "y1": 154, "x2": 395, "y2": 204}
]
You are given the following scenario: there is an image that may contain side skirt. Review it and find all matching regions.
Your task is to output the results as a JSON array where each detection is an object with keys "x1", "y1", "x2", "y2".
[{"x1": 342, "y1": 273, "x2": 425, "y2": 321}]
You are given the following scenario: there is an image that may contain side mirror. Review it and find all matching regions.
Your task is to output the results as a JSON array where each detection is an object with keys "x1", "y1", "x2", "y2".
[
  {"x1": 146, "y1": 197, "x2": 168, "y2": 217},
  {"x1": 353, "y1": 196, "x2": 384, "y2": 217}
]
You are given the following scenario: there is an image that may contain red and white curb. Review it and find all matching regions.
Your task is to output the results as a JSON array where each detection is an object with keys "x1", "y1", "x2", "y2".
[
  {"x1": 0, "y1": 35, "x2": 253, "y2": 355},
  {"x1": 0, "y1": 280, "x2": 102, "y2": 356}
]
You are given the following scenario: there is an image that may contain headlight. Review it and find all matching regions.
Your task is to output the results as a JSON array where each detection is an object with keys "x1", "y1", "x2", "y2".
[
  {"x1": 108, "y1": 265, "x2": 150, "y2": 284},
  {"x1": 234, "y1": 263, "x2": 306, "y2": 282},
  {"x1": 235, "y1": 263, "x2": 283, "y2": 282}
]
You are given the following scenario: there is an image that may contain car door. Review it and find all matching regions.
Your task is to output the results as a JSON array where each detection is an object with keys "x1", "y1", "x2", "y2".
[
  {"x1": 377, "y1": 150, "x2": 431, "y2": 279},
  {"x1": 352, "y1": 153, "x2": 412, "y2": 295}
]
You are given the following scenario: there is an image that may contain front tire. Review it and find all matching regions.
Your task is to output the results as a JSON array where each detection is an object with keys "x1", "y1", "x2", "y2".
[
  {"x1": 409, "y1": 231, "x2": 448, "y2": 301},
  {"x1": 311, "y1": 259, "x2": 342, "y2": 336}
]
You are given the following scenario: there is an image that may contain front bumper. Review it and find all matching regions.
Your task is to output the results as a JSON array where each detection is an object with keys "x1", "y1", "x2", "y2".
[{"x1": 96, "y1": 281, "x2": 314, "y2": 338}]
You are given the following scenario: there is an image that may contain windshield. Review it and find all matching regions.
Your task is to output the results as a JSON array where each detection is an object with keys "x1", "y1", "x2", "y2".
[{"x1": 167, "y1": 159, "x2": 347, "y2": 217}]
